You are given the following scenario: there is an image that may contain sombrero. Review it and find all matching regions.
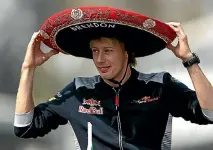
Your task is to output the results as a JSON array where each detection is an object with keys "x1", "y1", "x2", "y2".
[{"x1": 39, "y1": 6, "x2": 177, "y2": 58}]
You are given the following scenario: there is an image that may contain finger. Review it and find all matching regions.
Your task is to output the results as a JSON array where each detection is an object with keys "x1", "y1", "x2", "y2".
[
  {"x1": 29, "y1": 32, "x2": 40, "y2": 45},
  {"x1": 33, "y1": 36, "x2": 42, "y2": 50},
  {"x1": 166, "y1": 43, "x2": 176, "y2": 51},
  {"x1": 26, "y1": 32, "x2": 39, "y2": 54},
  {"x1": 33, "y1": 32, "x2": 43, "y2": 50},
  {"x1": 179, "y1": 27, "x2": 186, "y2": 37},
  {"x1": 167, "y1": 22, "x2": 186, "y2": 34},
  {"x1": 166, "y1": 24, "x2": 184, "y2": 38},
  {"x1": 166, "y1": 22, "x2": 181, "y2": 27},
  {"x1": 168, "y1": 25, "x2": 178, "y2": 32},
  {"x1": 27, "y1": 32, "x2": 41, "y2": 52},
  {"x1": 166, "y1": 23, "x2": 179, "y2": 32},
  {"x1": 45, "y1": 49, "x2": 59, "y2": 58},
  {"x1": 168, "y1": 24, "x2": 186, "y2": 40}
]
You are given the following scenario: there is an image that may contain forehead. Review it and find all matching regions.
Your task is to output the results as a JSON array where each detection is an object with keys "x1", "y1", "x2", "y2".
[{"x1": 90, "y1": 37, "x2": 119, "y2": 47}]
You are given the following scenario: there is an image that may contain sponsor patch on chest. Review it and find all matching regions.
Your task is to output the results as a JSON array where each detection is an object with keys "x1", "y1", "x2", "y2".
[
  {"x1": 131, "y1": 96, "x2": 160, "y2": 104},
  {"x1": 78, "y1": 98, "x2": 103, "y2": 115}
]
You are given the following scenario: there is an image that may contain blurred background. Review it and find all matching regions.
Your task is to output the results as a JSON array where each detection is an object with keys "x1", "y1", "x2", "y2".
[{"x1": 0, "y1": 0, "x2": 213, "y2": 150}]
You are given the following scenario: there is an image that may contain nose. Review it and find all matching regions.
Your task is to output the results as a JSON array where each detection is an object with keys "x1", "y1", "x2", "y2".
[{"x1": 97, "y1": 52, "x2": 105, "y2": 63}]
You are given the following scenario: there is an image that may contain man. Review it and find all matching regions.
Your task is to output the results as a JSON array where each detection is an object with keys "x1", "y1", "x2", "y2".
[{"x1": 14, "y1": 6, "x2": 213, "y2": 150}]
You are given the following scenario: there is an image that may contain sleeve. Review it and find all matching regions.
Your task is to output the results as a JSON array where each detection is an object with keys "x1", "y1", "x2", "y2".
[
  {"x1": 13, "y1": 81, "x2": 76, "y2": 138},
  {"x1": 163, "y1": 73, "x2": 213, "y2": 125}
]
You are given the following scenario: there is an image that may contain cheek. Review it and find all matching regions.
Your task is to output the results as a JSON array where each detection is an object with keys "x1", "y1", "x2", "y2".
[
  {"x1": 106, "y1": 55, "x2": 116, "y2": 64},
  {"x1": 110, "y1": 55, "x2": 123, "y2": 67},
  {"x1": 92, "y1": 55, "x2": 97, "y2": 62}
]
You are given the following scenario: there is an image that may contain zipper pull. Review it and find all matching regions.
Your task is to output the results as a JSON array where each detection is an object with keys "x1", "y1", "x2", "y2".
[
  {"x1": 113, "y1": 88, "x2": 120, "y2": 110},
  {"x1": 112, "y1": 87, "x2": 121, "y2": 110},
  {"x1": 115, "y1": 94, "x2": 119, "y2": 108}
]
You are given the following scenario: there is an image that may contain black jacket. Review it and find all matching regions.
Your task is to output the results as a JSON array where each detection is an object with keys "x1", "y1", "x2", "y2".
[{"x1": 14, "y1": 68, "x2": 213, "y2": 150}]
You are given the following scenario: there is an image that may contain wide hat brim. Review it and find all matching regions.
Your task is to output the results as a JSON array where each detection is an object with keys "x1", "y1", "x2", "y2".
[{"x1": 39, "y1": 6, "x2": 177, "y2": 58}]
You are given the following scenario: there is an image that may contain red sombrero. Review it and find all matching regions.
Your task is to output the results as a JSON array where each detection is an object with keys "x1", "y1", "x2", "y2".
[{"x1": 39, "y1": 6, "x2": 177, "y2": 58}]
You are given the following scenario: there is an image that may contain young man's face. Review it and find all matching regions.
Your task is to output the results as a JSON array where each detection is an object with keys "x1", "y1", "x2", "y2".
[{"x1": 90, "y1": 37, "x2": 128, "y2": 81}]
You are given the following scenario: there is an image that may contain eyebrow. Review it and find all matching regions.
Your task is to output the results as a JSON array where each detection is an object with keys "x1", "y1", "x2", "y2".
[{"x1": 90, "y1": 46, "x2": 113, "y2": 49}]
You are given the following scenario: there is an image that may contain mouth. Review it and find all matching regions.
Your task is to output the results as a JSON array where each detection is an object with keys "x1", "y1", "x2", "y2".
[{"x1": 98, "y1": 66, "x2": 111, "y2": 73}]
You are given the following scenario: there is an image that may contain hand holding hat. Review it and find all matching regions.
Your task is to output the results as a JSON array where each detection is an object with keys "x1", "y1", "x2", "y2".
[
  {"x1": 22, "y1": 31, "x2": 59, "y2": 69},
  {"x1": 166, "y1": 22, "x2": 193, "y2": 62}
]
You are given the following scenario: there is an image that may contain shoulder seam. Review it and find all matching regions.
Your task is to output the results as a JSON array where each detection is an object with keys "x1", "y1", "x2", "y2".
[
  {"x1": 74, "y1": 75, "x2": 101, "y2": 89},
  {"x1": 137, "y1": 71, "x2": 167, "y2": 84}
]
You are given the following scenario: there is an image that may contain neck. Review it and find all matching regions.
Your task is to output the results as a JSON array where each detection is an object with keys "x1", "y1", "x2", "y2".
[{"x1": 104, "y1": 65, "x2": 132, "y2": 87}]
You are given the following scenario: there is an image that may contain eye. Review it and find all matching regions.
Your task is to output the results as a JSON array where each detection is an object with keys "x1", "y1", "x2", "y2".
[
  {"x1": 92, "y1": 49, "x2": 98, "y2": 53},
  {"x1": 104, "y1": 49, "x2": 113, "y2": 53}
]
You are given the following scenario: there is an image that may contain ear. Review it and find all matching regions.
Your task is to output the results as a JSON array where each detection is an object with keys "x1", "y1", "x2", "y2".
[{"x1": 126, "y1": 51, "x2": 129, "y2": 59}]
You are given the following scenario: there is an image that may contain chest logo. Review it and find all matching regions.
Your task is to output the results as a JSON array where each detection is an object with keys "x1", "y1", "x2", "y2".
[
  {"x1": 78, "y1": 98, "x2": 103, "y2": 115},
  {"x1": 132, "y1": 96, "x2": 159, "y2": 104}
]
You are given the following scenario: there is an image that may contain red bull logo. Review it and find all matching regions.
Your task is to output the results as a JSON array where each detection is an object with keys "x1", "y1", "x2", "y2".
[
  {"x1": 79, "y1": 98, "x2": 103, "y2": 115},
  {"x1": 78, "y1": 106, "x2": 103, "y2": 115},
  {"x1": 82, "y1": 98, "x2": 101, "y2": 107}
]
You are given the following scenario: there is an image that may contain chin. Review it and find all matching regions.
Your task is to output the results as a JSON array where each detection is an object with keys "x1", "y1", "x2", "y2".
[
  {"x1": 98, "y1": 70, "x2": 114, "y2": 80},
  {"x1": 99, "y1": 72, "x2": 113, "y2": 80}
]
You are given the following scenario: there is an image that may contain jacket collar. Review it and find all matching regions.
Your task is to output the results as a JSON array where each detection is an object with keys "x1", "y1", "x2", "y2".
[{"x1": 96, "y1": 68, "x2": 139, "y2": 98}]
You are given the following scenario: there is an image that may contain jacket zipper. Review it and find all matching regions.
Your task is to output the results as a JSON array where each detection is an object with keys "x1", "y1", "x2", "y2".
[{"x1": 113, "y1": 88, "x2": 123, "y2": 150}]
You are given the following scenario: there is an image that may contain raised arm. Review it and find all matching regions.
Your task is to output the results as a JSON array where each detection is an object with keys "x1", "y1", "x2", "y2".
[{"x1": 14, "y1": 31, "x2": 65, "y2": 138}]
